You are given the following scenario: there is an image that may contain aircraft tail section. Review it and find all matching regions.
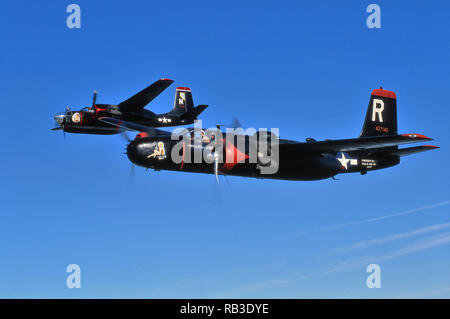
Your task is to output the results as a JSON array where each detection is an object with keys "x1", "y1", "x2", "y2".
[
  {"x1": 170, "y1": 87, "x2": 194, "y2": 115},
  {"x1": 360, "y1": 88, "x2": 398, "y2": 137}
]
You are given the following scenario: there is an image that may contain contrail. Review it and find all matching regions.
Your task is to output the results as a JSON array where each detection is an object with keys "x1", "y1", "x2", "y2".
[{"x1": 286, "y1": 200, "x2": 450, "y2": 237}]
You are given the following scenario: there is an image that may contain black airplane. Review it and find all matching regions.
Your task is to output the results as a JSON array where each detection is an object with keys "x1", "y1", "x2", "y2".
[
  {"x1": 52, "y1": 78, "x2": 208, "y2": 135},
  {"x1": 110, "y1": 88, "x2": 439, "y2": 181}
]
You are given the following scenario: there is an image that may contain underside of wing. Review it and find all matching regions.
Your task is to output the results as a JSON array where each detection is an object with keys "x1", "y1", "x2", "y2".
[
  {"x1": 98, "y1": 117, "x2": 172, "y2": 137},
  {"x1": 118, "y1": 78, "x2": 174, "y2": 113},
  {"x1": 280, "y1": 134, "x2": 433, "y2": 154}
]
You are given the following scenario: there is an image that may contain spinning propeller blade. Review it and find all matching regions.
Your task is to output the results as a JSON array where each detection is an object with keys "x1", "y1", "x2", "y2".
[
  {"x1": 214, "y1": 152, "x2": 220, "y2": 184},
  {"x1": 92, "y1": 90, "x2": 98, "y2": 107},
  {"x1": 231, "y1": 117, "x2": 242, "y2": 130},
  {"x1": 128, "y1": 163, "x2": 135, "y2": 186}
]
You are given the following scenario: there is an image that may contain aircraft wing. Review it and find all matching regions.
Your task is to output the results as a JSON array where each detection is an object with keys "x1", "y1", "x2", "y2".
[
  {"x1": 98, "y1": 117, "x2": 172, "y2": 137},
  {"x1": 385, "y1": 145, "x2": 439, "y2": 156},
  {"x1": 118, "y1": 78, "x2": 174, "y2": 113},
  {"x1": 279, "y1": 134, "x2": 433, "y2": 154}
]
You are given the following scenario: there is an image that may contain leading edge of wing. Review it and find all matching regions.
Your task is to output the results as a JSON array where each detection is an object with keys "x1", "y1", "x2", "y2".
[
  {"x1": 280, "y1": 134, "x2": 433, "y2": 153},
  {"x1": 98, "y1": 117, "x2": 172, "y2": 137},
  {"x1": 118, "y1": 78, "x2": 174, "y2": 112}
]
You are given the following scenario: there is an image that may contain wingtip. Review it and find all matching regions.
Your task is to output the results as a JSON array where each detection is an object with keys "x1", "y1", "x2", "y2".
[
  {"x1": 422, "y1": 145, "x2": 440, "y2": 149},
  {"x1": 160, "y1": 78, "x2": 173, "y2": 82},
  {"x1": 401, "y1": 133, "x2": 433, "y2": 140}
]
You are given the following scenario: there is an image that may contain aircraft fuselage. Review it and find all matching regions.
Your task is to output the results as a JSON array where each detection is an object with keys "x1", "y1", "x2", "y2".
[{"x1": 126, "y1": 135, "x2": 400, "y2": 181}]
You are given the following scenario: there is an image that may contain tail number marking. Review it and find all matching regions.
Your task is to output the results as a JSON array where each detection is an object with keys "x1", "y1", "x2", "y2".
[
  {"x1": 178, "y1": 92, "x2": 186, "y2": 108},
  {"x1": 372, "y1": 98, "x2": 384, "y2": 123}
]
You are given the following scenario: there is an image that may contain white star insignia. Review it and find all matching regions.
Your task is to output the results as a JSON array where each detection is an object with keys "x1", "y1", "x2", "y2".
[
  {"x1": 158, "y1": 117, "x2": 169, "y2": 123},
  {"x1": 337, "y1": 153, "x2": 351, "y2": 169}
]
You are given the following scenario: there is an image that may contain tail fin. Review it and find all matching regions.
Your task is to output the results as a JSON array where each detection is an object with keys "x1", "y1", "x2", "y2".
[
  {"x1": 359, "y1": 88, "x2": 398, "y2": 137},
  {"x1": 170, "y1": 87, "x2": 194, "y2": 115}
]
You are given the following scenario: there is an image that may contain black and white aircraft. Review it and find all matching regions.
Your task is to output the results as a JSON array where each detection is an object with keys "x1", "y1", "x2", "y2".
[
  {"x1": 117, "y1": 88, "x2": 439, "y2": 181},
  {"x1": 52, "y1": 78, "x2": 207, "y2": 135}
]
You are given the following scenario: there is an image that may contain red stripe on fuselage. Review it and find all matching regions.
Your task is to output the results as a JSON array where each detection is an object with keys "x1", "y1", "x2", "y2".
[{"x1": 222, "y1": 141, "x2": 249, "y2": 171}]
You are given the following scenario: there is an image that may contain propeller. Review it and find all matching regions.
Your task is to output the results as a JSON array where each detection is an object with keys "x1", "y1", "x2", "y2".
[
  {"x1": 213, "y1": 150, "x2": 220, "y2": 184},
  {"x1": 231, "y1": 117, "x2": 242, "y2": 130},
  {"x1": 210, "y1": 138, "x2": 228, "y2": 205},
  {"x1": 120, "y1": 131, "x2": 131, "y2": 142},
  {"x1": 211, "y1": 118, "x2": 242, "y2": 184},
  {"x1": 211, "y1": 128, "x2": 225, "y2": 184},
  {"x1": 51, "y1": 125, "x2": 66, "y2": 142},
  {"x1": 120, "y1": 130, "x2": 135, "y2": 186},
  {"x1": 215, "y1": 117, "x2": 243, "y2": 130},
  {"x1": 51, "y1": 109, "x2": 70, "y2": 142},
  {"x1": 92, "y1": 90, "x2": 98, "y2": 107},
  {"x1": 128, "y1": 163, "x2": 135, "y2": 186}
]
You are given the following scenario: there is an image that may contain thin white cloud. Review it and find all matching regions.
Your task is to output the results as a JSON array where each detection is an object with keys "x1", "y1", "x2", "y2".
[
  {"x1": 286, "y1": 200, "x2": 450, "y2": 237},
  {"x1": 210, "y1": 232, "x2": 450, "y2": 297},
  {"x1": 322, "y1": 232, "x2": 450, "y2": 275},
  {"x1": 326, "y1": 222, "x2": 450, "y2": 255}
]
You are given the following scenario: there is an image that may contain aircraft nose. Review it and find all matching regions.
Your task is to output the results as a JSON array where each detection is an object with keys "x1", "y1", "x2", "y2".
[
  {"x1": 127, "y1": 139, "x2": 154, "y2": 167},
  {"x1": 126, "y1": 140, "x2": 141, "y2": 165},
  {"x1": 54, "y1": 113, "x2": 66, "y2": 125}
]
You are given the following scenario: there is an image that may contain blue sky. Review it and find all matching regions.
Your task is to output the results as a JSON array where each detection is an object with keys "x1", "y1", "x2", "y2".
[{"x1": 0, "y1": 1, "x2": 449, "y2": 298}]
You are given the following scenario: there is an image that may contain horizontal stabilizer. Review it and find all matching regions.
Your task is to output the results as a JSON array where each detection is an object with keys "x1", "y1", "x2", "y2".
[
  {"x1": 387, "y1": 145, "x2": 440, "y2": 156},
  {"x1": 180, "y1": 104, "x2": 208, "y2": 119}
]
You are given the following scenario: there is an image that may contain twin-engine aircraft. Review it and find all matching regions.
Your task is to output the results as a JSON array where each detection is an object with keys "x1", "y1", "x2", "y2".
[
  {"x1": 52, "y1": 78, "x2": 207, "y2": 135},
  {"x1": 112, "y1": 88, "x2": 438, "y2": 181}
]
